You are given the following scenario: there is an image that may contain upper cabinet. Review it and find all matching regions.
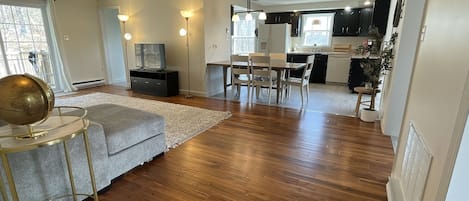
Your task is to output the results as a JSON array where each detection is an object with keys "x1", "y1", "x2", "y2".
[
  {"x1": 332, "y1": 9, "x2": 360, "y2": 36},
  {"x1": 265, "y1": 12, "x2": 301, "y2": 37},
  {"x1": 332, "y1": 0, "x2": 390, "y2": 37},
  {"x1": 373, "y1": 0, "x2": 391, "y2": 35},
  {"x1": 358, "y1": 7, "x2": 373, "y2": 36},
  {"x1": 266, "y1": 0, "x2": 390, "y2": 38}
]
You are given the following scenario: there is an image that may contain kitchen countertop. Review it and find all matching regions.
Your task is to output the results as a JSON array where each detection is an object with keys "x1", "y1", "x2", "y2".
[{"x1": 287, "y1": 51, "x2": 380, "y2": 59}]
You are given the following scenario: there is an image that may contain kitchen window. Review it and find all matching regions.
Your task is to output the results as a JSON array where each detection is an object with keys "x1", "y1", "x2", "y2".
[
  {"x1": 301, "y1": 13, "x2": 334, "y2": 47},
  {"x1": 232, "y1": 16, "x2": 256, "y2": 54}
]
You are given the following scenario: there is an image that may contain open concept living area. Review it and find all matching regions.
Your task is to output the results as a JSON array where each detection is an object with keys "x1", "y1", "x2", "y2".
[{"x1": 0, "y1": 0, "x2": 467, "y2": 200}]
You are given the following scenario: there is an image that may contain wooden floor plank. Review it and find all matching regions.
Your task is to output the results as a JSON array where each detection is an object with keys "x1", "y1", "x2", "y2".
[{"x1": 73, "y1": 86, "x2": 394, "y2": 201}]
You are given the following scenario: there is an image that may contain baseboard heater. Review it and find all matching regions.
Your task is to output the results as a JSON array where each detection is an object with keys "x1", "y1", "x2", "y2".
[
  {"x1": 386, "y1": 122, "x2": 433, "y2": 201},
  {"x1": 72, "y1": 79, "x2": 105, "y2": 89}
]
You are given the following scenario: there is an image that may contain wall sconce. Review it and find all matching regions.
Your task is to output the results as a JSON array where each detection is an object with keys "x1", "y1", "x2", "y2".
[
  {"x1": 180, "y1": 10, "x2": 192, "y2": 98},
  {"x1": 232, "y1": 0, "x2": 266, "y2": 22}
]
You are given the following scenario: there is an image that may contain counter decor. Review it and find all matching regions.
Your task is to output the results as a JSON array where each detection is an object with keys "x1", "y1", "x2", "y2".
[{"x1": 360, "y1": 32, "x2": 398, "y2": 122}]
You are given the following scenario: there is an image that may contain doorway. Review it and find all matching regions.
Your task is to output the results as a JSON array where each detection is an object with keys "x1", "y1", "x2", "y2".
[{"x1": 100, "y1": 7, "x2": 127, "y2": 87}]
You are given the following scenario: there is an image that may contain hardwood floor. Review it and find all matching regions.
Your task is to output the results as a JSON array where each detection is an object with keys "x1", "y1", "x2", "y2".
[{"x1": 75, "y1": 85, "x2": 394, "y2": 201}]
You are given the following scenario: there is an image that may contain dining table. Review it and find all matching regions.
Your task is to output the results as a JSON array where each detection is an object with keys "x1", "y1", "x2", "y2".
[{"x1": 206, "y1": 60, "x2": 306, "y2": 104}]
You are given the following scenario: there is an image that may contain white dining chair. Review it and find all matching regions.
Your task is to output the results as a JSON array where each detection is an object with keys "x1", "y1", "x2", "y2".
[
  {"x1": 269, "y1": 53, "x2": 287, "y2": 83},
  {"x1": 248, "y1": 52, "x2": 265, "y2": 57},
  {"x1": 250, "y1": 55, "x2": 274, "y2": 104},
  {"x1": 230, "y1": 55, "x2": 251, "y2": 100},
  {"x1": 281, "y1": 55, "x2": 315, "y2": 106},
  {"x1": 269, "y1": 53, "x2": 287, "y2": 62}
]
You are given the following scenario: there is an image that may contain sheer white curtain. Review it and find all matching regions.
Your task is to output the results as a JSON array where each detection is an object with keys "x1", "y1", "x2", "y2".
[
  {"x1": 0, "y1": 0, "x2": 76, "y2": 92},
  {"x1": 45, "y1": 0, "x2": 75, "y2": 92}
]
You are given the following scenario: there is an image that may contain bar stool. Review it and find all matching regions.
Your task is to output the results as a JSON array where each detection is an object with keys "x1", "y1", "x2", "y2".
[{"x1": 354, "y1": 86, "x2": 380, "y2": 117}]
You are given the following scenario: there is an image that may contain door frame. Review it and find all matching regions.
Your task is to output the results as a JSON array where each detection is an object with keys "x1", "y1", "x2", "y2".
[{"x1": 99, "y1": 6, "x2": 128, "y2": 87}]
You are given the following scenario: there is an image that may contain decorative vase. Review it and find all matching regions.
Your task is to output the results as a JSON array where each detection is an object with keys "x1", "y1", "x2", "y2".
[{"x1": 360, "y1": 109, "x2": 378, "y2": 122}]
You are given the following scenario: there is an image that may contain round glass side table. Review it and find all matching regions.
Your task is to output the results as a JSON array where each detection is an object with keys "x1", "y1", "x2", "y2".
[{"x1": 0, "y1": 106, "x2": 99, "y2": 201}]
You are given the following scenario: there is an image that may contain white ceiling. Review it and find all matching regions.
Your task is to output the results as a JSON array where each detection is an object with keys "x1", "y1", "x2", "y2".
[{"x1": 252, "y1": 0, "x2": 346, "y2": 6}]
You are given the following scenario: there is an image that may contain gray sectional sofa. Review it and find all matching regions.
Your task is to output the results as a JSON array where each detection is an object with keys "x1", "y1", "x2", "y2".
[{"x1": 0, "y1": 104, "x2": 166, "y2": 201}]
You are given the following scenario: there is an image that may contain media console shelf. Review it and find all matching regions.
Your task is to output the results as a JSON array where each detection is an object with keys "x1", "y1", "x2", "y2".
[{"x1": 130, "y1": 69, "x2": 179, "y2": 97}]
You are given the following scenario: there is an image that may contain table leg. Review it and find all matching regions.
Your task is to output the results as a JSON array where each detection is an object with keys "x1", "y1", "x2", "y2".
[
  {"x1": 1, "y1": 154, "x2": 19, "y2": 201},
  {"x1": 223, "y1": 66, "x2": 228, "y2": 98},
  {"x1": 355, "y1": 92, "x2": 363, "y2": 117},
  {"x1": 276, "y1": 70, "x2": 281, "y2": 104},
  {"x1": 0, "y1": 168, "x2": 8, "y2": 201},
  {"x1": 63, "y1": 141, "x2": 78, "y2": 201},
  {"x1": 83, "y1": 130, "x2": 99, "y2": 201}
]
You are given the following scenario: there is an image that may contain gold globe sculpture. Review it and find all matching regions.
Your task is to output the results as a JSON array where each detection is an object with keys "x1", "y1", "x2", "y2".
[{"x1": 0, "y1": 74, "x2": 55, "y2": 138}]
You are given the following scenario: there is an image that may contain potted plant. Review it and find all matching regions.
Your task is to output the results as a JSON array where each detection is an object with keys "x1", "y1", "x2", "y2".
[{"x1": 360, "y1": 31, "x2": 398, "y2": 122}]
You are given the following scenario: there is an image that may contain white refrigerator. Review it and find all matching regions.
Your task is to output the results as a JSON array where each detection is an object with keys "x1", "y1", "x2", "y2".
[{"x1": 256, "y1": 23, "x2": 291, "y2": 54}]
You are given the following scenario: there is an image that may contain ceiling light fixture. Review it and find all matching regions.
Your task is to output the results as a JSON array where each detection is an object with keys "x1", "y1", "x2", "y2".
[
  {"x1": 344, "y1": 6, "x2": 352, "y2": 11},
  {"x1": 364, "y1": 1, "x2": 371, "y2": 6},
  {"x1": 232, "y1": 0, "x2": 266, "y2": 21}
]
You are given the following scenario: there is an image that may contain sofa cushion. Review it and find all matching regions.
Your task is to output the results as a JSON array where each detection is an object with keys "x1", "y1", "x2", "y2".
[{"x1": 85, "y1": 104, "x2": 165, "y2": 155}]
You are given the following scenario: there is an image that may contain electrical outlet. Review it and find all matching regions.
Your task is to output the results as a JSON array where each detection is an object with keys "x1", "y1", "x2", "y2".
[{"x1": 63, "y1": 34, "x2": 70, "y2": 41}]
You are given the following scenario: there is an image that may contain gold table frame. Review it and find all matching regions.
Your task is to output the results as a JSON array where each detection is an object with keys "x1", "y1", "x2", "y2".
[{"x1": 0, "y1": 106, "x2": 99, "y2": 201}]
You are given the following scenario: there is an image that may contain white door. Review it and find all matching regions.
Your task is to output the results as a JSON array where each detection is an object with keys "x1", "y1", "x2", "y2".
[{"x1": 101, "y1": 8, "x2": 127, "y2": 86}]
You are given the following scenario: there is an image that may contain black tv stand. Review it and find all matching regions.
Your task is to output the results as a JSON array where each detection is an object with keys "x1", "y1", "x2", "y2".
[{"x1": 130, "y1": 69, "x2": 179, "y2": 97}]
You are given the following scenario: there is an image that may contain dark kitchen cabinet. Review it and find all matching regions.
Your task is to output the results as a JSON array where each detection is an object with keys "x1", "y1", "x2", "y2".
[
  {"x1": 358, "y1": 7, "x2": 373, "y2": 36},
  {"x1": 348, "y1": 58, "x2": 380, "y2": 91},
  {"x1": 287, "y1": 53, "x2": 328, "y2": 83},
  {"x1": 289, "y1": 13, "x2": 300, "y2": 37},
  {"x1": 333, "y1": 9, "x2": 360, "y2": 36},
  {"x1": 265, "y1": 12, "x2": 291, "y2": 24},
  {"x1": 348, "y1": 59, "x2": 365, "y2": 91},
  {"x1": 265, "y1": 12, "x2": 300, "y2": 37},
  {"x1": 373, "y1": 0, "x2": 391, "y2": 35}
]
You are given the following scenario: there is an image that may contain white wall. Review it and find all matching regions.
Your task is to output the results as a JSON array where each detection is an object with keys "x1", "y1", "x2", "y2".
[
  {"x1": 380, "y1": 0, "x2": 426, "y2": 138},
  {"x1": 445, "y1": 114, "x2": 469, "y2": 201},
  {"x1": 99, "y1": 0, "x2": 206, "y2": 95},
  {"x1": 203, "y1": 0, "x2": 245, "y2": 96},
  {"x1": 388, "y1": 0, "x2": 469, "y2": 200},
  {"x1": 53, "y1": 0, "x2": 106, "y2": 83}
]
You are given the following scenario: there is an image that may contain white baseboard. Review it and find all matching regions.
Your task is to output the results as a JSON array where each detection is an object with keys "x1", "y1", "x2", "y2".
[
  {"x1": 179, "y1": 89, "x2": 208, "y2": 97},
  {"x1": 387, "y1": 177, "x2": 405, "y2": 201}
]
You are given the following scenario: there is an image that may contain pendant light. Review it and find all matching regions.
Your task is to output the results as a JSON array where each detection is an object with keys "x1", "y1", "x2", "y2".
[{"x1": 232, "y1": 0, "x2": 266, "y2": 21}]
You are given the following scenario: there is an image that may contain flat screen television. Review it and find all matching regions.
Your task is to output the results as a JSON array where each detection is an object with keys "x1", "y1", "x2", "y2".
[{"x1": 135, "y1": 43, "x2": 166, "y2": 70}]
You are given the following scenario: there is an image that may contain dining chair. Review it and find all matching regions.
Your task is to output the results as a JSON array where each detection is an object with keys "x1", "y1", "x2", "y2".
[
  {"x1": 250, "y1": 55, "x2": 274, "y2": 104},
  {"x1": 281, "y1": 55, "x2": 315, "y2": 106},
  {"x1": 269, "y1": 53, "x2": 287, "y2": 62},
  {"x1": 269, "y1": 53, "x2": 287, "y2": 84},
  {"x1": 248, "y1": 52, "x2": 265, "y2": 57},
  {"x1": 230, "y1": 55, "x2": 251, "y2": 100}
]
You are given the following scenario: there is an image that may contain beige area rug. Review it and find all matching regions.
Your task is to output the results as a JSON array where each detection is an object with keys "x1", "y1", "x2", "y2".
[{"x1": 56, "y1": 92, "x2": 231, "y2": 149}]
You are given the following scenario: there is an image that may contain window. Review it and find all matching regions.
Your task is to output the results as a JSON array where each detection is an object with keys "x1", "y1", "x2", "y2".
[
  {"x1": 232, "y1": 17, "x2": 256, "y2": 55},
  {"x1": 302, "y1": 13, "x2": 334, "y2": 47},
  {"x1": 0, "y1": 4, "x2": 57, "y2": 89}
]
